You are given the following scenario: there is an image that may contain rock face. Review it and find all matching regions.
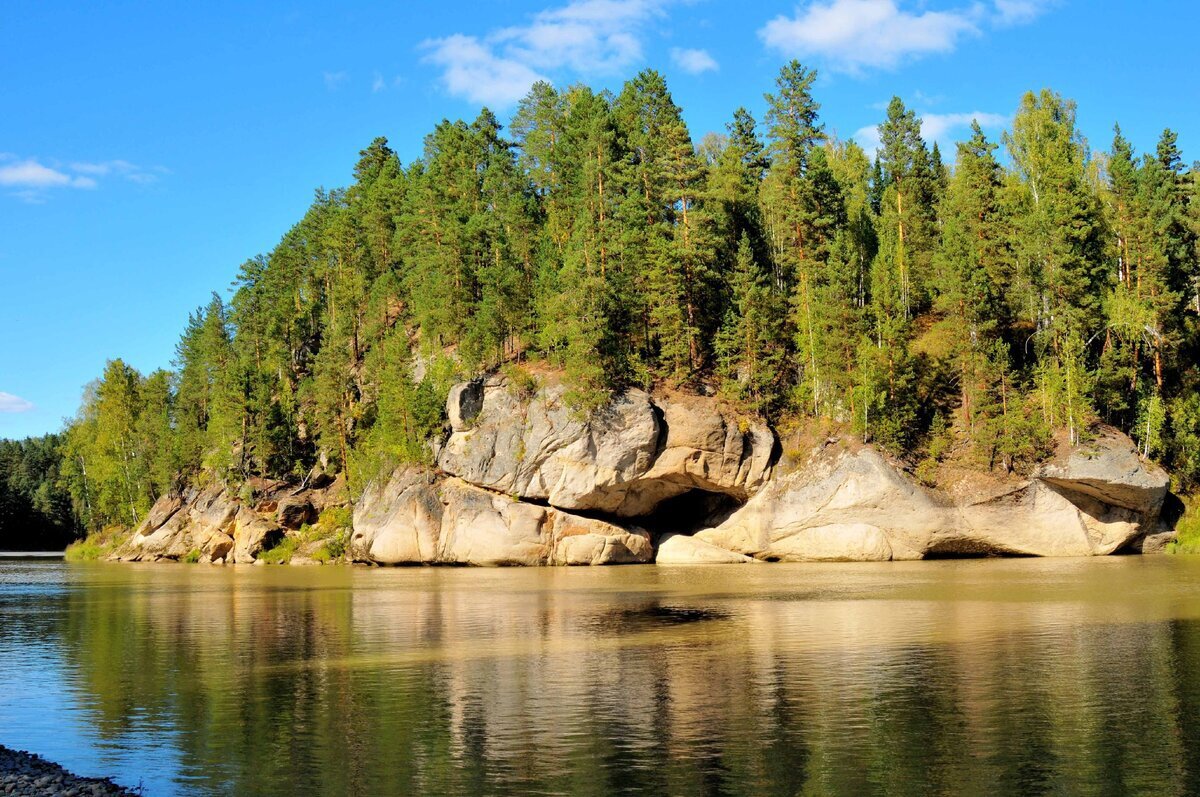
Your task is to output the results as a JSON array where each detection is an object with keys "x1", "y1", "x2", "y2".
[
  {"x1": 436, "y1": 376, "x2": 777, "y2": 518},
  {"x1": 698, "y1": 434, "x2": 1170, "y2": 562},
  {"x1": 351, "y1": 468, "x2": 652, "y2": 566},
  {"x1": 108, "y1": 372, "x2": 1176, "y2": 567},
  {"x1": 1035, "y1": 429, "x2": 1168, "y2": 516},
  {"x1": 654, "y1": 533, "x2": 757, "y2": 564},
  {"x1": 111, "y1": 479, "x2": 342, "y2": 564}
]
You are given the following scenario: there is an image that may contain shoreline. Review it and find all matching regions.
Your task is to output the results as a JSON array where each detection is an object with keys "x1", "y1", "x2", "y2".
[{"x1": 0, "y1": 745, "x2": 139, "y2": 796}]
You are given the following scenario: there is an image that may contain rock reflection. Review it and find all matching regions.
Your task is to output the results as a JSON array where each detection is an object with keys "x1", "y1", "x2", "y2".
[{"x1": 0, "y1": 559, "x2": 1198, "y2": 795}]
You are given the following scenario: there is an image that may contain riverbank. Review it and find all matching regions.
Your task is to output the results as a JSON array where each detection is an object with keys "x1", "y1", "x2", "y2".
[{"x1": 0, "y1": 745, "x2": 138, "y2": 796}]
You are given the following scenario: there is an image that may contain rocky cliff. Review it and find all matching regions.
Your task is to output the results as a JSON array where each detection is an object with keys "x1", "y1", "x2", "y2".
[{"x1": 115, "y1": 374, "x2": 1174, "y2": 566}]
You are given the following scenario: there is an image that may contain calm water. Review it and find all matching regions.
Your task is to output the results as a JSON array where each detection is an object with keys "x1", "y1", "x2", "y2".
[{"x1": 3, "y1": 558, "x2": 1200, "y2": 796}]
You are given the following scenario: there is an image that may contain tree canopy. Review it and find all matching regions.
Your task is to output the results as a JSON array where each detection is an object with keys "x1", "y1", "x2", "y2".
[{"x1": 18, "y1": 64, "x2": 1200, "y2": 533}]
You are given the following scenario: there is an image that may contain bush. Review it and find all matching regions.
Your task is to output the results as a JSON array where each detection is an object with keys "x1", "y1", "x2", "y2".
[
  {"x1": 257, "y1": 535, "x2": 300, "y2": 564},
  {"x1": 182, "y1": 548, "x2": 201, "y2": 564},
  {"x1": 64, "y1": 526, "x2": 128, "y2": 561},
  {"x1": 1169, "y1": 500, "x2": 1200, "y2": 555},
  {"x1": 501, "y1": 363, "x2": 539, "y2": 399},
  {"x1": 318, "y1": 505, "x2": 353, "y2": 533}
]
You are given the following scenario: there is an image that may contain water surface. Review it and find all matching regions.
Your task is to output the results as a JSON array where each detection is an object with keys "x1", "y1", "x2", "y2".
[{"x1": 3, "y1": 557, "x2": 1200, "y2": 795}]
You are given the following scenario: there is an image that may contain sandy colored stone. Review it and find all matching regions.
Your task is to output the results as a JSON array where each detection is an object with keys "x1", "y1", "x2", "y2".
[{"x1": 654, "y1": 533, "x2": 756, "y2": 564}]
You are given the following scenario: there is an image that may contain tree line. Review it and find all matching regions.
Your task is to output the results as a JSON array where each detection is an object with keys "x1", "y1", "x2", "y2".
[
  {"x1": 40, "y1": 62, "x2": 1200, "y2": 532},
  {"x1": 0, "y1": 435, "x2": 76, "y2": 549}
]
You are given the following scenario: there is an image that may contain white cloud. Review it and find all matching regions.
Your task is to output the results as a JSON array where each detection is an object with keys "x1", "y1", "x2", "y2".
[
  {"x1": 920, "y1": 111, "x2": 1009, "y2": 144},
  {"x1": 70, "y1": 159, "x2": 160, "y2": 184},
  {"x1": 323, "y1": 70, "x2": 349, "y2": 90},
  {"x1": 761, "y1": 0, "x2": 978, "y2": 73},
  {"x1": 0, "y1": 159, "x2": 93, "y2": 190},
  {"x1": 761, "y1": 0, "x2": 1050, "y2": 74},
  {"x1": 372, "y1": 72, "x2": 386, "y2": 93},
  {"x1": 670, "y1": 47, "x2": 718, "y2": 74},
  {"x1": 854, "y1": 110, "x2": 1009, "y2": 154},
  {"x1": 993, "y1": 0, "x2": 1053, "y2": 26},
  {"x1": 0, "y1": 392, "x2": 34, "y2": 413},
  {"x1": 1, "y1": 157, "x2": 163, "y2": 201},
  {"x1": 424, "y1": 34, "x2": 549, "y2": 107},
  {"x1": 424, "y1": 0, "x2": 666, "y2": 107}
]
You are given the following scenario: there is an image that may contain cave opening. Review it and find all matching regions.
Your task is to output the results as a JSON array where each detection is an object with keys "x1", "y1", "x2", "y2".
[{"x1": 628, "y1": 488, "x2": 743, "y2": 537}]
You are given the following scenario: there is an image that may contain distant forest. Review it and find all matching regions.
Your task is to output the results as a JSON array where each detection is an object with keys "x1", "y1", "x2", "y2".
[{"x1": 9, "y1": 61, "x2": 1200, "y2": 536}]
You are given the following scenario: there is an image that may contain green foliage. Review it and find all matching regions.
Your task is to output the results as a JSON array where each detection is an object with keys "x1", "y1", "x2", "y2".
[
  {"x1": 257, "y1": 535, "x2": 301, "y2": 565},
  {"x1": 183, "y1": 548, "x2": 202, "y2": 564},
  {"x1": 63, "y1": 525, "x2": 128, "y2": 561},
  {"x1": 1168, "y1": 500, "x2": 1200, "y2": 554},
  {"x1": 0, "y1": 434, "x2": 77, "y2": 550},
  {"x1": 318, "y1": 505, "x2": 353, "y2": 532},
  {"x1": 35, "y1": 67, "x2": 1200, "y2": 532}
]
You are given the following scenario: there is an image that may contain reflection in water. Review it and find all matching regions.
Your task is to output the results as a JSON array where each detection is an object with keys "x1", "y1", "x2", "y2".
[{"x1": 2, "y1": 558, "x2": 1200, "y2": 795}]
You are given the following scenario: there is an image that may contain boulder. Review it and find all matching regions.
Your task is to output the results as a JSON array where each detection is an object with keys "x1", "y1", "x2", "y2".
[
  {"x1": 232, "y1": 508, "x2": 285, "y2": 564},
  {"x1": 203, "y1": 532, "x2": 235, "y2": 563},
  {"x1": 276, "y1": 495, "x2": 316, "y2": 530},
  {"x1": 1135, "y1": 531, "x2": 1178, "y2": 555},
  {"x1": 697, "y1": 445, "x2": 936, "y2": 561},
  {"x1": 352, "y1": 471, "x2": 652, "y2": 566},
  {"x1": 697, "y1": 430, "x2": 1165, "y2": 562},
  {"x1": 437, "y1": 377, "x2": 662, "y2": 515},
  {"x1": 613, "y1": 395, "x2": 776, "y2": 516},
  {"x1": 1035, "y1": 428, "x2": 1169, "y2": 517},
  {"x1": 654, "y1": 533, "x2": 757, "y2": 564},
  {"x1": 437, "y1": 377, "x2": 777, "y2": 518}
]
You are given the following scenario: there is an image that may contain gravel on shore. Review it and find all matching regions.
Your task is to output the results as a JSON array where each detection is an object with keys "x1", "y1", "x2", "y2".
[{"x1": 0, "y1": 745, "x2": 139, "y2": 796}]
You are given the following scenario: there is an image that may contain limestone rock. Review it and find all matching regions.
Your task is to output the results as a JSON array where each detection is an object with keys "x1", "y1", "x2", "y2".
[
  {"x1": 276, "y1": 494, "x2": 316, "y2": 530},
  {"x1": 1135, "y1": 531, "x2": 1178, "y2": 555},
  {"x1": 202, "y1": 531, "x2": 234, "y2": 563},
  {"x1": 697, "y1": 429, "x2": 1162, "y2": 562},
  {"x1": 447, "y1": 378, "x2": 485, "y2": 432},
  {"x1": 1036, "y1": 428, "x2": 1169, "y2": 517},
  {"x1": 117, "y1": 485, "x2": 238, "y2": 561},
  {"x1": 437, "y1": 377, "x2": 662, "y2": 515},
  {"x1": 614, "y1": 395, "x2": 776, "y2": 516},
  {"x1": 352, "y1": 467, "x2": 444, "y2": 564},
  {"x1": 437, "y1": 377, "x2": 778, "y2": 518},
  {"x1": 654, "y1": 533, "x2": 756, "y2": 564},
  {"x1": 232, "y1": 508, "x2": 285, "y2": 564},
  {"x1": 352, "y1": 471, "x2": 652, "y2": 566},
  {"x1": 697, "y1": 446, "x2": 936, "y2": 562}
]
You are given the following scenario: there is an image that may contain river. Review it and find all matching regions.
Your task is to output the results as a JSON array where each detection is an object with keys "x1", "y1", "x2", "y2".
[{"x1": 2, "y1": 557, "x2": 1200, "y2": 795}]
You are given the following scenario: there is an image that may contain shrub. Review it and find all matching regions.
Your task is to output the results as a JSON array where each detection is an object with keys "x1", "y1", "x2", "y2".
[
  {"x1": 1169, "y1": 500, "x2": 1200, "y2": 555},
  {"x1": 318, "y1": 505, "x2": 353, "y2": 533},
  {"x1": 182, "y1": 548, "x2": 201, "y2": 564},
  {"x1": 257, "y1": 535, "x2": 300, "y2": 564}
]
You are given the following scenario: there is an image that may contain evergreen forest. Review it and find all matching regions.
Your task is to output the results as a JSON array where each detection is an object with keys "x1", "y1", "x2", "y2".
[{"x1": 10, "y1": 62, "x2": 1200, "y2": 537}]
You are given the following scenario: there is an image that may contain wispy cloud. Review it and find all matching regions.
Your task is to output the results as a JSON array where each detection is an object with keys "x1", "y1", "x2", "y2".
[
  {"x1": 1, "y1": 155, "x2": 165, "y2": 202},
  {"x1": 371, "y1": 71, "x2": 405, "y2": 93},
  {"x1": 993, "y1": 0, "x2": 1054, "y2": 26},
  {"x1": 854, "y1": 109, "x2": 1010, "y2": 154},
  {"x1": 0, "y1": 392, "x2": 34, "y2": 413},
  {"x1": 323, "y1": 70, "x2": 349, "y2": 90},
  {"x1": 0, "y1": 159, "x2": 95, "y2": 190},
  {"x1": 670, "y1": 47, "x2": 718, "y2": 74},
  {"x1": 761, "y1": 0, "x2": 1052, "y2": 74},
  {"x1": 424, "y1": 0, "x2": 666, "y2": 107}
]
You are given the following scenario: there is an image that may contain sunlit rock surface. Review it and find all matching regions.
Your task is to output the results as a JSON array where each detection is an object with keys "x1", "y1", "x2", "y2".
[
  {"x1": 351, "y1": 469, "x2": 652, "y2": 566},
  {"x1": 700, "y1": 430, "x2": 1169, "y2": 562}
]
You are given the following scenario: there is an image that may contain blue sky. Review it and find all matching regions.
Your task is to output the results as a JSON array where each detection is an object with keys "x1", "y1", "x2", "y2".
[{"x1": 1, "y1": 0, "x2": 1196, "y2": 439}]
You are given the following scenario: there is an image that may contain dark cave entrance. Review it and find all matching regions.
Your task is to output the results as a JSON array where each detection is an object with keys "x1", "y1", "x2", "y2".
[{"x1": 628, "y1": 488, "x2": 743, "y2": 537}]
